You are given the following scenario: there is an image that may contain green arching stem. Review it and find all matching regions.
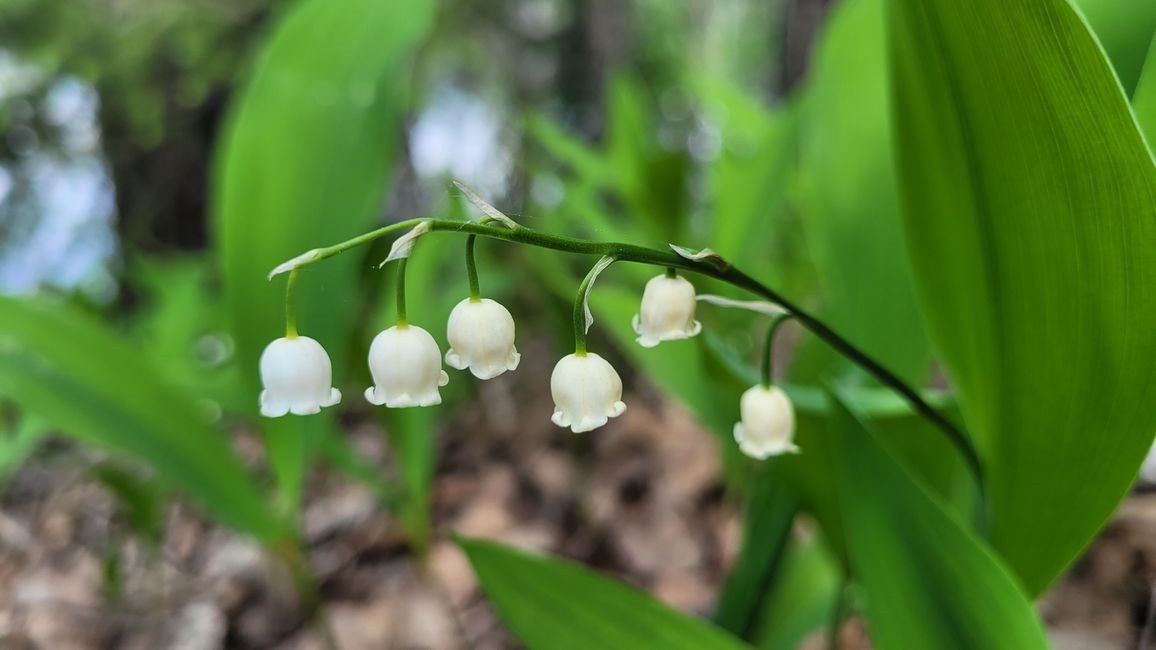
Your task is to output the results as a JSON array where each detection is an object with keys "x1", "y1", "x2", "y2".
[
  {"x1": 285, "y1": 268, "x2": 299, "y2": 338},
  {"x1": 273, "y1": 218, "x2": 985, "y2": 496},
  {"x1": 395, "y1": 258, "x2": 408, "y2": 327},
  {"x1": 465, "y1": 234, "x2": 481, "y2": 301},
  {"x1": 761, "y1": 315, "x2": 793, "y2": 389},
  {"x1": 572, "y1": 256, "x2": 616, "y2": 355}
]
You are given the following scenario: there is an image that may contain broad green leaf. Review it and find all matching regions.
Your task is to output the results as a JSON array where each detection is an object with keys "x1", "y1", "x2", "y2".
[
  {"x1": 888, "y1": 0, "x2": 1156, "y2": 593},
  {"x1": 749, "y1": 540, "x2": 841, "y2": 650},
  {"x1": 1135, "y1": 34, "x2": 1156, "y2": 140},
  {"x1": 714, "y1": 464, "x2": 797, "y2": 638},
  {"x1": 0, "y1": 297, "x2": 281, "y2": 540},
  {"x1": 213, "y1": 0, "x2": 434, "y2": 509},
  {"x1": 1071, "y1": 0, "x2": 1156, "y2": 95},
  {"x1": 794, "y1": 0, "x2": 931, "y2": 386},
  {"x1": 459, "y1": 538, "x2": 752, "y2": 650},
  {"x1": 829, "y1": 392, "x2": 1048, "y2": 649}
]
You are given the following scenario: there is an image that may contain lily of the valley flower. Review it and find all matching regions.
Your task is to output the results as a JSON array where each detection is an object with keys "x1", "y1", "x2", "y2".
[
  {"x1": 632, "y1": 273, "x2": 702, "y2": 348},
  {"x1": 550, "y1": 352, "x2": 627, "y2": 433},
  {"x1": 445, "y1": 298, "x2": 521, "y2": 380},
  {"x1": 365, "y1": 325, "x2": 449, "y2": 408},
  {"x1": 733, "y1": 385, "x2": 799, "y2": 459},
  {"x1": 259, "y1": 336, "x2": 342, "y2": 417}
]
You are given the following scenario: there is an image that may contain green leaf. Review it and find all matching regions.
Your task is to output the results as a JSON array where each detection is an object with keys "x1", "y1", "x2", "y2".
[
  {"x1": 0, "y1": 297, "x2": 282, "y2": 541},
  {"x1": 794, "y1": 0, "x2": 931, "y2": 386},
  {"x1": 213, "y1": 0, "x2": 435, "y2": 509},
  {"x1": 713, "y1": 464, "x2": 797, "y2": 638},
  {"x1": 749, "y1": 540, "x2": 841, "y2": 650},
  {"x1": 0, "y1": 413, "x2": 47, "y2": 484},
  {"x1": 1135, "y1": 33, "x2": 1156, "y2": 140},
  {"x1": 459, "y1": 537, "x2": 752, "y2": 650},
  {"x1": 888, "y1": 0, "x2": 1156, "y2": 593},
  {"x1": 1071, "y1": 0, "x2": 1156, "y2": 95},
  {"x1": 829, "y1": 391, "x2": 1048, "y2": 649}
]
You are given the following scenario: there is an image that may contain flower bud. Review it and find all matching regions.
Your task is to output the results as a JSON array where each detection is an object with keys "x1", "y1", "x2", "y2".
[
  {"x1": 550, "y1": 352, "x2": 627, "y2": 433},
  {"x1": 259, "y1": 336, "x2": 342, "y2": 417},
  {"x1": 445, "y1": 298, "x2": 521, "y2": 380},
  {"x1": 632, "y1": 273, "x2": 702, "y2": 348},
  {"x1": 733, "y1": 385, "x2": 799, "y2": 459},
  {"x1": 365, "y1": 325, "x2": 449, "y2": 408}
]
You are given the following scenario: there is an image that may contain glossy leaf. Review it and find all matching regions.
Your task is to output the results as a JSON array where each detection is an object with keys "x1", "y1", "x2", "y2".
[
  {"x1": 888, "y1": 0, "x2": 1156, "y2": 593},
  {"x1": 829, "y1": 392, "x2": 1048, "y2": 649},
  {"x1": 213, "y1": 0, "x2": 434, "y2": 509},
  {"x1": 0, "y1": 297, "x2": 282, "y2": 540},
  {"x1": 460, "y1": 537, "x2": 752, "y2": 650}
]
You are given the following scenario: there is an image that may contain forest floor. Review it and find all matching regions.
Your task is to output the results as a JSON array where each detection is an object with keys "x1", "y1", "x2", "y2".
[{"x1": 0, "y1": 343, "x2": 1152, "y2": 649}]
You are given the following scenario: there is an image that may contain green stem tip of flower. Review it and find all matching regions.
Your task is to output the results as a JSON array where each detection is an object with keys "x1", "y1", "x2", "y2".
[
  {"x1": 761, "y1": 314, "x2": 793, "y2": 389},
  {"x1": 465, "y1": 234, "x2": 481, "y2": 301},
  {"x1": 395, "y1": 258, "x2": 408, "y2": 327},
  {"x1": 665, "y1": 266, "x2": 677, "y2": 279},
  {"x1": 285, "y1": 268, "x2": 300, "y2": 339}
]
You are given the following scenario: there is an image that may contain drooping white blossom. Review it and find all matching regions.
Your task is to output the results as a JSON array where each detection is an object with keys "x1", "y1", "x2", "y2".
[
  {"x1": 445, "y1": 298, "x2": 521, "y2": 380},
  {"x1": 550, "y1": 352, "x2": 627, "y2": 433},
  {"x1": 733, "y1": 385, "x2": 799, "y2": 459},
  {"x1": 365, "y1": 325, "x2": 449, "y2": 408},
  {"x1": 632, "y1": 273, "x2": 702, "y2": 348},
  {"x1": 259, "y1": 336, "x2": 342, "y2": 417}
]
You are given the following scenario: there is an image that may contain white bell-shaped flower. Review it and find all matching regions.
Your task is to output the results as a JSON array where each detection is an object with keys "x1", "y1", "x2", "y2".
[
  {"x1": 445, "y1": 298, "x2": 521, "y2": 380},
  {"x1": 550, "y1": 352, "x2": 627, "y2": 433},
  {"x1": 733, "y1": 385, "x2": 799, "y2": 459},
  {"x1": 259, "y1": 336, "x2": 342, "y2": 417},
  {"x1": 365, "y1": 325, "x2": 450, "y2": 408},
  {"x1": 632, "y1": 273, "x2": 702, "y2": 348}
]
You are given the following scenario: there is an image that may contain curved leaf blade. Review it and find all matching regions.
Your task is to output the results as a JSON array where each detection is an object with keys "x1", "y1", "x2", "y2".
[
  {"x1": 0, "y1": 297, "x2": 282, "y2": 541},
  {"x1": 459, "y1": 538, "x2": 751, "y2": 650},
  {"x1": 830, "y1": 392, "x2": 1048, "y2": 649},
  {"x1": 888, "y1": 0, "x2": 1156, "y2": 593}
]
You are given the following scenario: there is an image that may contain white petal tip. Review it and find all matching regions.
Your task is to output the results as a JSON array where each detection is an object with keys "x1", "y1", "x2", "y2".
[
  {"x1": 365, "y1": 386, "x2": 386, "y2": 406},
  {"x1": 439, "y1": 370, "x2": 450, "y2": 386},
  {"x1": 445, "y1": 349, "x2": 468, "y2": 370}
]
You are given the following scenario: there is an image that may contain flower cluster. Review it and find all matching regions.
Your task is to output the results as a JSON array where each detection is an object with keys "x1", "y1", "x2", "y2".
[{"x1": 259, "y1": 265, "x2": 797, "y2": 460}]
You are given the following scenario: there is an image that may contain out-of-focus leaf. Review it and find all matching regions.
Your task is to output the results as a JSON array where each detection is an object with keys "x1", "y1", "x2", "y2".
[
  {"x1": 888, "y1": 0, "x2": 1156, "y2": 593},
  {"x1": 131, "y1": 257, "x2": 247, "y2": 415},
  {"x1": 0, "y1": 297, "x2": 281, "y2": 541},
  {"x1": 714, "y1": 464, "x2": 797, "y2": 638},
  {"x1": 213, "y1": 0, "x2": 435, "y2": 510},
  {"x1": 691, "y1": 75, "x2": 798, "y2": 286},
  {"x1": 460, "y1": 538, "x2": 752, "y2": 650},
  {"x1": 794, "y1": 0, "x2": 930, "y2": 386},
  {"x1": 749, "y1": 539, "x2": 840, "y2": 650},
  {"x1": 1135, "y1": 34, "x2": 1156, "y2": 139},
  {"x1": 91, "y1": 463, "x2": 166, "y2": 546},
  {"x1": 1072, "y1": 0, "x2": 1156, "y2": 95},
  {"x1": 829, "y1": 392, "x2": 1048, "y2": 649},
  {"x1": 0, "y1": 413, "x2": 47, "y2": 483}
]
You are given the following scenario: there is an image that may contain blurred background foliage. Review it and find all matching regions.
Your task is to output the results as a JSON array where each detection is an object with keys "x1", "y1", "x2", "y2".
[{"x1": 0, "y1": 0, "x2": 1154, "y2": 647}]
